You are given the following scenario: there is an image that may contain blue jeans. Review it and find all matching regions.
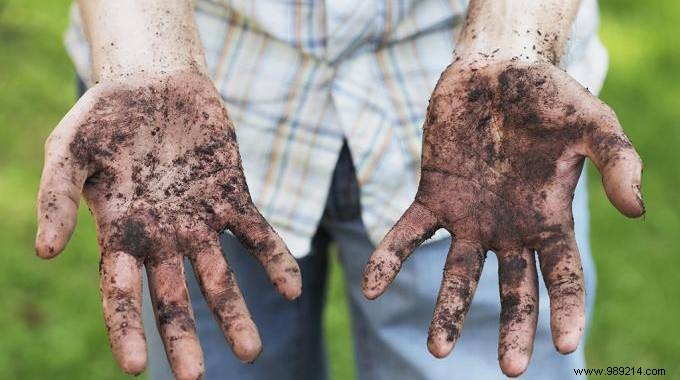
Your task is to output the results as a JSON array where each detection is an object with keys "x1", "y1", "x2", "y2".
[{"x1": 142, "y1": 144, "x2": 596, "y2": 380}]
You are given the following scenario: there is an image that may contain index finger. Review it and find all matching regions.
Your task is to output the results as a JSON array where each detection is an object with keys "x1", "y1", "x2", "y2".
[{"x1": 537, "y1": 229, "x2": 586, "y2": 354}]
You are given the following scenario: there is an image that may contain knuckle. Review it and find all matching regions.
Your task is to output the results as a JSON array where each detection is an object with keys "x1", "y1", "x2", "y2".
[{"x1": 547, "y1": 275, "x2": 584, "y2": 300}]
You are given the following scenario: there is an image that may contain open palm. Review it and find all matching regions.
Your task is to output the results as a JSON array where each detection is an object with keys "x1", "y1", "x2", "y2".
[
  {"x1": 363, "y1": 61, "x2": 644, "y2": 377},
  {"x1": 36, "y1": 72, "x2": 301, "y2": 379}
]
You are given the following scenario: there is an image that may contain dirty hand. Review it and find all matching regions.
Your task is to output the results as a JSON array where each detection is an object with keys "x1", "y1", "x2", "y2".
[
  {"x1": 363, "y1": 60, "x2": 644, "y2": 375},
  {"x1": 35, "y1": 71, "x2": 302, "y2": 378}
]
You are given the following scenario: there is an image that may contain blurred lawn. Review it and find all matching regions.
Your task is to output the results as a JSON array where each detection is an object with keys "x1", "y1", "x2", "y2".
[{"x1": 0, "y1": 0, "x2": 678, "y2": 379}]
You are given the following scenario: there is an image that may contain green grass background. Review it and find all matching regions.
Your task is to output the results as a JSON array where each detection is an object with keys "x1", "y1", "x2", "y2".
[{"x1": 0, "y1": 0, "x2": 678, "y2": 378}]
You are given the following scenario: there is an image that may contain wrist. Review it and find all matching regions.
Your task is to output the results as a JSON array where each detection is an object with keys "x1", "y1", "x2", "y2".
[
  {"x1": 453, "y1": 0, "x2": 581, "y2": 69},
  {"x1": 93, "y1": 50, "x2": 207, "y2": 83},
  {"x1": 453, "y1": 33, "x2": 554, "y2": 70},
  {"x1": 79, "y1": 0, "x2": 207, "y2": 82}
]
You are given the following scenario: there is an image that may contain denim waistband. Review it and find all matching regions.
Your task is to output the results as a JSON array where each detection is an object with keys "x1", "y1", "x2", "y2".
[{"x1": 323, "y1": 142, "x2": 362, "y2": 223}]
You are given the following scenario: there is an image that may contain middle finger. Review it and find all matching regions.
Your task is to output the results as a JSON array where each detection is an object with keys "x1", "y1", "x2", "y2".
[
  {"x1": 497, "y1": 248, "x2": 539, "y2": 377},
  {"x1": 147, "y1": 253, "x2": 204, "y2": 380}
]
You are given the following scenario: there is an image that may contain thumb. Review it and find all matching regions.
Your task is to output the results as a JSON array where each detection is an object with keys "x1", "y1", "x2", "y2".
[
  {"x1": 35, "y1": 93, "x2": 96, "y2": 258},
  {"x1": 584, "y1": 103, "x2": 644, "y2": 218}
]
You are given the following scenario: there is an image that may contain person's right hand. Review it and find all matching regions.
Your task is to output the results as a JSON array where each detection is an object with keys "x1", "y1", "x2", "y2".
[{"x1": 35, "y1": 70, "x2": 302, "y2": 379}]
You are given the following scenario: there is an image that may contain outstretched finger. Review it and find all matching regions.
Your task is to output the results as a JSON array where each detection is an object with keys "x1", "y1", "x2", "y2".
[
  {"x1": 362, "y1": 201, "x2": 440, "y2": 299},
  {"x1": 35, "y1": 101, "x2": 94, "y2": 258},
  {"x1": 497, "y1": 248, "x2": 539, "y2": 377},
  {"x1": 35, "y1": 124, "x2": 87, "y2": 259},
  {"x1": 227, "y1": 203, "x2": 301, "y2": 300},
  {"x1": 147, "y1": 255, "x2": 204, "y2": 380},
  {"x1": 190, "y1": 235, "x2": 262, "y2": 362},
  {"x1": 427, "y1": 239, "x2": 485, "y2": 358},
  {"x1": 100, "y1": 251, "x2": 147, "y2": 375},
  {"x1": 583, "y1": 103, "x2": 644, "y2": 217},
  {"x1": 537, "y1": 230, "x2": 586, "y2": 354}
]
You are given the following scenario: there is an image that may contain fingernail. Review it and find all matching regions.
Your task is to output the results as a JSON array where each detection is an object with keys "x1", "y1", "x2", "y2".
[{"x1": 633, "y1": 184, "x2": 645, "y2": 215}]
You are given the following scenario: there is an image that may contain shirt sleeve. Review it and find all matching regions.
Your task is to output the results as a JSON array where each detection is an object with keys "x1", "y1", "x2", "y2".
[
  {"x1": 63, "y1": 3, "x2": 94, "y2": 86},
  {"x1": 563, "y1": 0, "x2": 609, "y2": 96}
]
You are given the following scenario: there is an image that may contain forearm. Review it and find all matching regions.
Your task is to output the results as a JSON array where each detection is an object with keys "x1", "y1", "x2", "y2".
[
  {"x1": 455, "y1": 0, "x2": 581, "y2": 66},
  {"x1": 77, "y1": 0, "x2": 206, "y2": 81}
]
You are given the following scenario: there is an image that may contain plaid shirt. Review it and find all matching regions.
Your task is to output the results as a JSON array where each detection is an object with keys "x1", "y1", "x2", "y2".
[{"x1": 65, "y1": 0, "x2": 608, "y2": 257}]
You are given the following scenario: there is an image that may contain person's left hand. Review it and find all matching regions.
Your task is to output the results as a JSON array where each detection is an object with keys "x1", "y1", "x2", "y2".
[{"x1": 362, "y1": 60, "x2": 644, "y2": 376}]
